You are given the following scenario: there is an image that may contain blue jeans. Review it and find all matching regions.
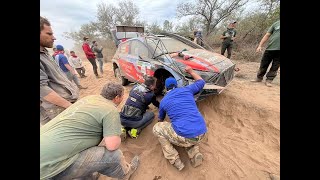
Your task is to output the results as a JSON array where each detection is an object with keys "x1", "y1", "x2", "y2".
[
  {"x1": 96, "y1": 58, "x2": 104, "y2": 74},
  {"x1": 52, "y1": 146, "x2": 129, "y2": 180},
  {"x1": 64, "y1": 71, "x2": 81, "y2": 87},
  {"x1": 121, "y1": 111, "x2": 155, "y2": 131}
]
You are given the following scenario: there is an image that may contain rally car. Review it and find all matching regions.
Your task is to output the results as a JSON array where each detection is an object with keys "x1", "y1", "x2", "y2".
[{"x1": 111, "y1": 26, "x2": 235, "y2": 101}]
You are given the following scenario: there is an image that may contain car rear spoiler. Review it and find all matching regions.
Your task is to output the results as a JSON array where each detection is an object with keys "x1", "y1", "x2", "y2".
[
  {"x1": 110, "y1": 25, "x2": 144, "y2": 47},
  {"x1": 115, "y1": 25, "x2": 144, "y2": 33}
]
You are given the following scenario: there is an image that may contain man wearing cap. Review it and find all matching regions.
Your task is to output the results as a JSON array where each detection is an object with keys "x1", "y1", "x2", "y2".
[
  {"x1": 82, "y1": 37, "x2": 102, "y2": 78},
  {"x1": 40, "y1": 16, "x2": 79, "y2": 126},
  {"x1": 55, "y1": 45, "x2": 87, "y2": 90},
  {"x1": 220, "y1": 21, "x2": 237, "y2": 59},
  {"x1": 153, "y1": 66, "x2": 207, "y2": 171},
  {"x1": 251, "y1": 20, "x2": 280, "y2": 87}
]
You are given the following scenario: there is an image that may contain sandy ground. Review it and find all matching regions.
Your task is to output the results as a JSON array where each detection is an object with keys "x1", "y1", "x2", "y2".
[{"x1": 76, "y1": 55, "x2": 280, "y2": 180}]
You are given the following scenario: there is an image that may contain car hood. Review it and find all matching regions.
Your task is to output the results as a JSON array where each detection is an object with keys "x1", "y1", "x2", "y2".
[{"x1": 170, "y1": 49, "x2": 234, "y2": 73}]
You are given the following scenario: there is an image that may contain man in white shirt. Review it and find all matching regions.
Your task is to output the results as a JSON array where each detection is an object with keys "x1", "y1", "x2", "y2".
[{"x1": 69, "y1": 51, "x2": 87, "y2": 78}]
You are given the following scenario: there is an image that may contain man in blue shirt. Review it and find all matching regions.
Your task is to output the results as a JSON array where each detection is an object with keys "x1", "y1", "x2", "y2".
[
  {"x1": 55, "y1": 45, "x2": 87, "y2": 89},
  {"x1": 153, "y1": 66, "x2": 207, "y2": 171}
]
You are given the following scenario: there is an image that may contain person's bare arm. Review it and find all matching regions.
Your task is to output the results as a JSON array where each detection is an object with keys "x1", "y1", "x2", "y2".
[
  {"x1": 256, "y1": 32, "x2": 271, "y2": 52},
  {"x1": 98, "y1": 136, "x2": 121, "y2": 151},
  {"x1": 40, "y1": 67, "x2": 72, "y2": 109},
  {"x1": 43, "y1": 91, "x2": 72, "y2": 108},
  {"x1": 185, "y1": 66, "x2": 202, "y2": 81}
]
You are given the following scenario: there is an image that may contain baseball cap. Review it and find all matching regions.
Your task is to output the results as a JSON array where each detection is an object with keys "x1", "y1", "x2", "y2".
[
  {"x1": 56, "y1": 45, "x2": 64, "y2": 51},
  {"x1": 83, "y1": 36, "x2": 89, "y2": 41},
  {"x1": 165, "y1": 77, "x2": 177, "y2": 89}
]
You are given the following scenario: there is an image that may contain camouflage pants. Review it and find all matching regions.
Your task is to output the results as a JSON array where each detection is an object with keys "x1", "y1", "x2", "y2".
[
  {"x1": 153, "y1": 122, "x2": 204, "y2": 164},
  {"x1": 40, "y1": 106, "x2": 65, "y2": 127}
]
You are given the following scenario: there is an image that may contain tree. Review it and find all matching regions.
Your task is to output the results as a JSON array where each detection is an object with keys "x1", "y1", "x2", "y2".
[
  {"x1": 177, "y1": 0, "x2": 248, "y2": 36},
  {"x1": 237, "y1": 0, "x2": 280, "y2": 43},
  {"x1": 64, "y1": 23, "x2": 100, "y2": 43},
  {"x1": 163, "y1": 20, "x2": 174, "y2": 32},
  {"x1": 115, "y1": 0, "x2": 139, "y2": 25},
  {"x1": 146, "y1": 22, "x2": 162, "y2": 34},
  {"x1": 65, "y1": 0, "x2": 141, "y2": 44},
  {"x1": 95, "y1": 0, "x2": 140, "y2": 37},
  {"x1": 175, "y1": 17, "x2": 203, "y2": 39}
]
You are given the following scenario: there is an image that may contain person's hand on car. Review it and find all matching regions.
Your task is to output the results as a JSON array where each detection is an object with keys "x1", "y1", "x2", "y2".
[{"x1": 185, "y1": 66, "x2": 193, "y2": 74}]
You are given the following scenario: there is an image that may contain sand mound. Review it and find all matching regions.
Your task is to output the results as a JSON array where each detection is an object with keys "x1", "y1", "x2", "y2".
[{"x1": 77, "y1": 57, "x2": 280, "y2": 180}]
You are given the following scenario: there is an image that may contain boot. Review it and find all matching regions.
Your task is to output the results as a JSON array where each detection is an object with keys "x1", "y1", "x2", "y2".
[
  {"x1": 250, "y1": 78, "x2": 263, "y2": 82},
  {"x1": 173, "y1": 158, "x2": 185, "y2": 171},
  {"x1": 127, "y1": 128, "x2": 139, "y2": 139},
  {"x1": 190, "y1": 152, "x2": 203, "y2": 168},
  {"x1": 119, "y1": 156, "x2": 139, "y2": 180},
  {"x1": 120, "y1": 127, "x2": 127, "y2": 142},
  {"x1": 265, "y1": 80, "x2": 273, "y2": 87}
]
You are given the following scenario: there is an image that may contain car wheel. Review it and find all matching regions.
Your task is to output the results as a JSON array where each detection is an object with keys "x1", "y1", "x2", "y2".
[{"x1": 115, "y1": 67, "x2": 129, "y2": 86}]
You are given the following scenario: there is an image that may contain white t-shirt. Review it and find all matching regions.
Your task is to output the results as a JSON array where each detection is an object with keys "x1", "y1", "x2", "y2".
[{"x1": 68, "y1": 56, "x2": 83, "y2": 69}]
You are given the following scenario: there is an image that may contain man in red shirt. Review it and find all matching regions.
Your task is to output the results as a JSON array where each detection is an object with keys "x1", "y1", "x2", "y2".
[{"x1": 82, "y1": 37, "x2": 102, "y2": 78}]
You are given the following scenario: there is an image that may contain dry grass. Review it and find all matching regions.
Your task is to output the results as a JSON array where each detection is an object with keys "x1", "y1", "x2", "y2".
[{"x1": 232, "y1": 43, "x2": 263, "y2": 62}]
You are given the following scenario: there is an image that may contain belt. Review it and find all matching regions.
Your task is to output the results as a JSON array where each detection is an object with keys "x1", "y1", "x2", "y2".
[{"x1": 187, "y1": 134, "x2": 205, "y2": 141}]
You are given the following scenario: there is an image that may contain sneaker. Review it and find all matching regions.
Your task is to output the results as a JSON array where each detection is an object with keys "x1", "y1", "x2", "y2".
[
  {"x1": 127, "y1": 128, "x2": 139, "y2": 138},
  {"x1": 250, "y1": 78, "x2": 262, "y2": 82},
  {"x1": 190, "y1": 152, "x2": 203, "y2": 168},
  {"x1": 77, "y1": 85, "x2": 88, "y2": 89},
  {"x1": 265, "y1": 80, "x2": 273, "y2": 87},
  {"x1": 120, "y1": 156, "x2": 139, "y2": 180},
  {"x1": 120, "y1": 127, "x2": 127, "y2": 142},
  {"x1": 173, "y1": 158, "x2": 185, "y2": 171}
]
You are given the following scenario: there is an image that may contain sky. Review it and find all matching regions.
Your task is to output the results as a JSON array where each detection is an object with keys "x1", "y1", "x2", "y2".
[
  {"x1": 40, "y1": 0, "x2": 258, "y2": 50},
  {"x1": 40, "y1": 0, "x2": 187, "y2": 50}
]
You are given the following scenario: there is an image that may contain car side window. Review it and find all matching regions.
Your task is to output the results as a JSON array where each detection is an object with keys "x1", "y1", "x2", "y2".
[
  {"x1": 119, "y1": 42, "x2": 130, "y2": 55},
  {"x1": 130, "y1": 40, "x2": 151, "y2": 59}
]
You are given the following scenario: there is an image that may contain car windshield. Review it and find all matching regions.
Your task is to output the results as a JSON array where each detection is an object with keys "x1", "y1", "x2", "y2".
[{"x1": 146, "y1": 37, "x2": 195, "y2": 57}]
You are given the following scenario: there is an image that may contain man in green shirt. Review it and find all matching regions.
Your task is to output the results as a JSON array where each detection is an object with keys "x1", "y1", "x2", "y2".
[
  {"x1": 251, "y1": 20, "x2": 280, "y2": 87},
  {"x1": 221, "y1": 21, "x2": 237, "y2": 59},
  {"x1": 40, "y1": 82, "x2": 139, "y2": 180}
]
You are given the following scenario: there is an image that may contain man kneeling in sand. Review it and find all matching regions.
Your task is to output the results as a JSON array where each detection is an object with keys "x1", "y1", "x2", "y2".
[
  {"x1": 153, "y1": 66, "x2": 207, "y2": 171},
  {"x1": 40, "y1": 82, "x2": 139, "y2": 180},
  {"x1": 120, "y1": 76, "x2": 159, "y2": 138}
]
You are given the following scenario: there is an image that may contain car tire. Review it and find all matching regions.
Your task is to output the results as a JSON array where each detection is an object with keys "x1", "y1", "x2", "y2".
[{"x1": 115, "y1": 67, "x2": 129, "y2": 86}]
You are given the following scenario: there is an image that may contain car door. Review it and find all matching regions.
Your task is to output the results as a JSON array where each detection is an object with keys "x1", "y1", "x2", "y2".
[
  {"x1": 116, "y1": 41, "x2": 136, "y2": 82},
  {"x1": 128, "y1": 40, "x2": 155, "y2": 83}
]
